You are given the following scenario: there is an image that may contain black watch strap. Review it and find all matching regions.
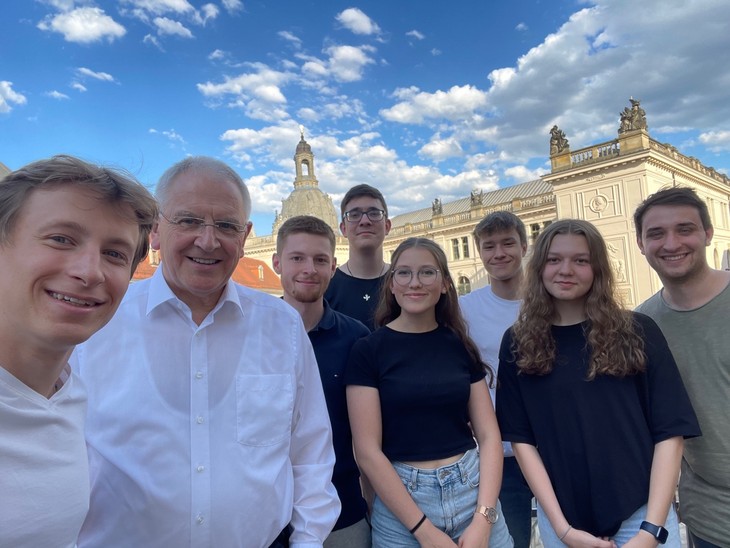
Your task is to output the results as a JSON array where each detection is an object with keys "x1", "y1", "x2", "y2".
[{"x1": 640, "y1": 520, "x2": 669, "y2": 544}]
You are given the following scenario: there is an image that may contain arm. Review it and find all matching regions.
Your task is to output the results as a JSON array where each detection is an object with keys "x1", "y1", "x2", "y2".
[
  {"x1": 513, "y1": 443, "x2": 615, "y2": 548},
  {"x1": 289, "y1": 331, "x2": 341, "y2": 548},
  {"x1": 346, "y1": 385, "x2": 457, "y2": 547},
  {"x1": 622, "y1": 437, "x2": 683, "y2": 548},
  {"x1": 458, "y1": 382, "x2": 502, "y2": 548}
]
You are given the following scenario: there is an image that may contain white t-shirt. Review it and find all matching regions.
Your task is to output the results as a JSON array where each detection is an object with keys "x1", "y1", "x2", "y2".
[
  {"x1": 0, "y1": 365, "x2": 89, "y2": 548},
  {"x1": 459, "y1": 286, "x2": 521, "y2": 456}
]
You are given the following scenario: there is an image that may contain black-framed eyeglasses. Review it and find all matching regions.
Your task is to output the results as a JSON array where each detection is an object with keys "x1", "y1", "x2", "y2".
[
  {"x1": 392, "y1": 267, "x2": 441, "y2": 286},
  {"x1": 160, "y1": 212, "x2": 247, "y2": 237},
  {"x1": 343, "y1": 208, "x2": 386, "y2": 223}
]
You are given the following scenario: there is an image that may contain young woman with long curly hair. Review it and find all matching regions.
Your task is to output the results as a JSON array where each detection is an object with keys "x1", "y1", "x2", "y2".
[
  {"x1": 346, "y1": 237, "x2": 513, "y2": 547},
  {"x1": 496, "y1": 219, "x2": 700, "y2": 547}
]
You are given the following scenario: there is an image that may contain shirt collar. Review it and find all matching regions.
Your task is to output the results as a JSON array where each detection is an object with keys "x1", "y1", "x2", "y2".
[
  {"x1": 145, "y1": 264, "x2": 244, "y2": 320},
  {"x1": 309, "y1": 299, "x2": 336, "y2": 333}
]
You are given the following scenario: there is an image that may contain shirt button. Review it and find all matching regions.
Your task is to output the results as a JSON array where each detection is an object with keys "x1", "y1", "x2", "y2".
[
  {"x1": 196, "y1": 416, "x2": 204, "y2": 424},
  {"x1": 196, "y1": 514, "x2": 205, "y2": 525},
  {"x1": 195, "y1": 371, "x2": 203, "y2": 379},
  {"x1": 196, "y1": 465, "x2": 205, "y2": 472}
]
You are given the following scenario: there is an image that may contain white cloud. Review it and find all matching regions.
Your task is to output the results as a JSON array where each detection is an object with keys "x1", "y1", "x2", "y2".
[
  {"x1": 208, "y1": 49, "x2": 226, "y2": 61},
  {"x1": 76, "y1": 67, "x2": 115, "y2": 82},
  {"x1": 324, "y1": 45, "x2": 375, "y2": 82},
  {"x1": 699, "y1": 131, "x2": 730, "y2": 152},
  {"x1": 430, "y1": 48, "x2": 441, "y2": 56},
  {"x1": 37, "y1": 7, "x2": 126, "y2": 43},
  {"x1": 335, "y1": 7, "x2": 380, "y2": 35},
  {"x1": 143, "y1": 33, "x2": 164, "y2": 50},
  {"x1": 221, "y1": 0, "x2": 243, "y2": 13},
  {"x1": 278, "y1": 30, "x2": 302, "y2": 48},
  {"x1": 419, "y1": 136, "x2": 464, "y2": 162},
  {"x1": 194, "y1": 3, "x2": 219, "y2": 25},
  {"x1": 515, "y1": 22, "x2": 528, "y2": 32},
  {"x1": 0, "y1": 81, "x2": 27, "y2": 113},
  {"x1": 381, "y1": 85, "x2": 488, "y2": 124},
  {"x1": 150, "y1": 127, "x2": 187, "y2": 146},
  {"x1": 153, "y1": 17, "x2": 193, "y2": 37},
  {"x1": 71, "y1": 82, "x2": 87, "y2": 92},
  {"x1": 46, "y1": 90, "x2": 70, "y2": 100},
  {"x1": 406, "y1": 29, "x2": 425, "y2": 40},
  {"x1": 503, "y1": 165, "x2": 547, "y2": 182},
  {"x1": 302, "y1": 60, "x2": 328, "y2": 77},
  {"x1": 121, "y1": 0, "x2": 194, "y2": 16}
]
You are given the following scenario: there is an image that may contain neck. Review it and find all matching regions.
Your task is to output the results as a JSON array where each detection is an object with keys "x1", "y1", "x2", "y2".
[
  {"x1": 491, "y1": 273, "x2": 523, "y2": 301},
  {"x1": 552, "y1": 299, "x2": 587, "y2": 326},
  {"x1": 282, "y1": 296, "x2": 325, "y2": 331},
  {"x1": 344, "y1": 251, "x2": 388, "y2": 279},
  {"x1": 0, "y1": 345, "x2": 72, "y2": 398},
  {"x1": 661, "y1": 268, "x2": 730, "y2": 310}
]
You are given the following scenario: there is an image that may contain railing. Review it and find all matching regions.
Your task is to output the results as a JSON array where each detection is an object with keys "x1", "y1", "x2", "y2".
[{"x1": 571, "y1": 140, "x2": 620, "y2": 167}]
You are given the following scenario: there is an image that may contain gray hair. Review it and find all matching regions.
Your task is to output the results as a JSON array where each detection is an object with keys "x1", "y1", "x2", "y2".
[{"x1": 156, "y1": 156, "x2": 252, "y2": 220}]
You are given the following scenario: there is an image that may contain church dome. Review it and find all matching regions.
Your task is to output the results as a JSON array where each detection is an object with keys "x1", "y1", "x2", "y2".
[{"x1": 295, "y1": 137, "x2": 312, "y2": 154}]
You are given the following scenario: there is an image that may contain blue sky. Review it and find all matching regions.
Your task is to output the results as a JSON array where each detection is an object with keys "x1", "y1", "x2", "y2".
[{"x1": 2, "y1": 0, "x2": 729, "y2": 235}]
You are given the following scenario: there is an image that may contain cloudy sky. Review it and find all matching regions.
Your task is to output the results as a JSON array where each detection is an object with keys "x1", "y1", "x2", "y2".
[{"x1": 2, "y1": 0, "x2": 729, "y2": 234}]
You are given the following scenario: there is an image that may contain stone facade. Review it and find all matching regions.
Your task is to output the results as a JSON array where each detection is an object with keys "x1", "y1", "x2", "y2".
[{"x1": 218, "y1": 101, "x2": 730, "y2": 302}]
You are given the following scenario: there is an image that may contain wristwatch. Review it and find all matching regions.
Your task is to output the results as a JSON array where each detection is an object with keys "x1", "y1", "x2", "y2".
[
  {"x1": 475, "y1": 505, "x2": 499, "y2": 524},
  {"x1": 640, "y1": 521, "x2": 669, "y2": 544}
]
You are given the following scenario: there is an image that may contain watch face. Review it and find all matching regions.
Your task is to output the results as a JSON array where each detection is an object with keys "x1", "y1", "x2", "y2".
[{"x1": 486, "y1": 507, "x2": 498, "y2": 523}]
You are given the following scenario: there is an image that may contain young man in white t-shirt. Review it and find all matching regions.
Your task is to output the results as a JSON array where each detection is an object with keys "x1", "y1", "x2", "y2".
[
  {"x1": 0, "y1": 155, "x2": 157, "y2": 548},
  {"x1": 459, "y1": 210, "x2": 533, "y2": 547}
]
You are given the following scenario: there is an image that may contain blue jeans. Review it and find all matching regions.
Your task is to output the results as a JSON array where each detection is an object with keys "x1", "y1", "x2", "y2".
[
  {"x1": 537, "y1": 503, "x2": 681, "y2": 547},
  {"x1": 499, "y1": 456, "x2": 533, "y2": 548},
  {"x1": 372, "y1": 448, "x2": 513, "y2": 547}
]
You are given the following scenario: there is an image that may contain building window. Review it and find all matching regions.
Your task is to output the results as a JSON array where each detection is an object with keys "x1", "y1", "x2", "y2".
[
  {"x1": 457, "y1": 276, "x2": 471, "y2": 296},
  {"x1": 451, "y1": 238, "x2": 460, "y2": 260},
  {"x1": 461, "y1": 236, "x2": 470, "y2": 259},
  {"x1": 257, "y1": 265, "x2": 264, "y2": 281},
  {"x1": 531, "y1": 223, "x2": 540, "y2": 242}
]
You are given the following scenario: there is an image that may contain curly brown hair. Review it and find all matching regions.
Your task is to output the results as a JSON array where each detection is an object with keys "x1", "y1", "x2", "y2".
[
  {"x1": 512, "y1": 219, "x2": 645, "y2": 378},
  {"x1": 375, "y1": 237, "x2": 494, "y2": 386}
]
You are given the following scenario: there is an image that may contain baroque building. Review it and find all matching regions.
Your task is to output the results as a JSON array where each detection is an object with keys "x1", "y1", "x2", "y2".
[{"x1": 197, "y1": 100, "x2": 730, "y2": 302}]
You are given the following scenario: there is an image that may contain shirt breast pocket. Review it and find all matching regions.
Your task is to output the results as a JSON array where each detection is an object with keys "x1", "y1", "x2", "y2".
[{"x1": 236, "y1": 374, "x2": 293, "y2": 446}]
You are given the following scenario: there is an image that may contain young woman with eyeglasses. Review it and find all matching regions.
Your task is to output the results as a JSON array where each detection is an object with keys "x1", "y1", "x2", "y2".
[
  {"x1": 496, "y1": 220, "x2": 700, "y2": 547},
  {"x1": 345, "y1": 237, "x2": 513, "y2": 548}
]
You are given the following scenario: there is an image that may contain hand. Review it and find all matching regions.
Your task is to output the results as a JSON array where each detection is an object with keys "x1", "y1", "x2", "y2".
[
  {"x1": 457, "y1": 516, "x2": 490, "y2": 548},
  {"x1": 620, "y1": 531, "x2": 659, "y2": 548},
  {"x1": 562, "y1": 527, "x2": 617, "y2": 548},
  {"x1": 414, "y1": 519, "x2": 459, "y2": 548}
]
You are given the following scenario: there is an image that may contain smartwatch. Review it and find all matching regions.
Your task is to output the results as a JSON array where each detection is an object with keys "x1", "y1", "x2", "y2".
[
  {"x1": 475, "y1": 505, "x2": 499, "y2": 524},
  {"x1": 640, "y1": 521, "x2": 669, "y2": 544}
]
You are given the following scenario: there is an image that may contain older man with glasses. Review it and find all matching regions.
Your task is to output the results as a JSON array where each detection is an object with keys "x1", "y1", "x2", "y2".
[
  {"x1": 72, "y1": 156, "x2": 340, "y2": 548},
  {"x1": 324, "y1": 184, "x2": 391, "y2": 331}
]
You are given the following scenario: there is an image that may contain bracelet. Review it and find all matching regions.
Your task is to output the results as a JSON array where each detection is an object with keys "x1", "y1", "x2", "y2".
[
  {"x1": 559, "y1": 525, "x2": 572, "y2": 541},
  {"x1": 409, "y1": 513, "x2": 427, "y2": 534}
]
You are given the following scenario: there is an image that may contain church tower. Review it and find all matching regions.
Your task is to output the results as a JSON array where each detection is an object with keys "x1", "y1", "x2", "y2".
[{"x1": 271, "y1": 129, "x2": 339, "y2": 235}]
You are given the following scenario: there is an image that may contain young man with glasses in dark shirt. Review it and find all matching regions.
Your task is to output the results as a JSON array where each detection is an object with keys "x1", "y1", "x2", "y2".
[{"x1": 325, "y1": 184, "x2": 391, "y2": 331}]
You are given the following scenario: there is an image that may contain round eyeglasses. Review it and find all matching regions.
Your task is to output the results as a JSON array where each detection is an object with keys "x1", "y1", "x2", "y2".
[
  {"x1": 392, "y1": 267, "x2": 441, "y2": 286},
  {"x1": 160, "y1": 213, "x2": 247, "y2": 237},
  {"x1": 343, "y1": 208, "x2": 386, "y2": 223}
]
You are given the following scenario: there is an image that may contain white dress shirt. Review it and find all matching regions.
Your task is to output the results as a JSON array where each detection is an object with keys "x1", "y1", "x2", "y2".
[{"x1": 72, "y1": 266, "x2": 340, "y2": 548}]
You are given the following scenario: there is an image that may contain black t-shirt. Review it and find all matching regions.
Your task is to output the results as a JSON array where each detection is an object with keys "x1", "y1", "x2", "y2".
[
  {"x1": 324, "y1": 269, "x2": 386, "y2": 331},
  {"x1": 345, "y1": 325, "x2": 486, "y2": 461},
  {"x1": 496, "y1": 313, "x2": 701, "y2": 536}
]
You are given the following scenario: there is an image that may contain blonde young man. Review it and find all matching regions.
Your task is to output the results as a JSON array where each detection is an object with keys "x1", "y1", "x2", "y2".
[
  {"x1": 0, "y1": 156, "x2": 157, "y2": 548},
  {"x1": 325, "y1": 184, "x2": 391, "y2": 330},
  {"x1": 274, "y1": 215, "x2": 371, "y2": 547},
  {"x1": 73, "y1": 157, "x2": 339, "y2": 548}
]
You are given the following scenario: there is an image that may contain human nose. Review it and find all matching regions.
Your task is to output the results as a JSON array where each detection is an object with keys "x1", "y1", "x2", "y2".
[
  {"x1": 493, "y1": 244, "x2": 506, "y2": 258},
  {"x1": 194, "y1": 224, "x2": 222, "y2": 252},
  {"x1": 557, "y1": 259, "x2": 572, "y2": 275},
  {"x1": 408, "y1": 272, "x2": 422, "y2": 287},
  {"x1": 69, "y1": 247, "x2": 105, "y2": 286}
]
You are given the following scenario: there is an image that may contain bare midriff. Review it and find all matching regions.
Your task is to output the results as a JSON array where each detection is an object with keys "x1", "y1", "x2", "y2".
[{"x1": 399, "y1": 452, "x2": 465, "y2": 470}]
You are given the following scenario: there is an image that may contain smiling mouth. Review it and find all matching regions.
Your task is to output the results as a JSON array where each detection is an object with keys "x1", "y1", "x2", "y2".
[
  {"x1": 661, "y1": 253, "x2": 689, "y2": 262},
  {"x1": 190, "y1": 257, "x2": 220, "y2": 265},
  {"x1": 49, "y1": 291, "x2": 97, "y2": 307}
]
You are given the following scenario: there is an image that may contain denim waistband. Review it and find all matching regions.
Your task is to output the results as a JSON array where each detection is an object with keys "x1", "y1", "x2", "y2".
[{"x1": 392, "y1": 448, "x2": 478, "y2": 488}]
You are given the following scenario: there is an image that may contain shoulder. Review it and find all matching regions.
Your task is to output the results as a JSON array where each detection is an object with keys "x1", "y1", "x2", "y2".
[
  {"x1": 460, "y1": 286, "x2": 491, "y2": 306},
  {"x1": 635, "y1": 291, "x2": 663, "y2": 314},
  {"x1": 234, "y1": 283, "x2": 301, "y2": 324},
  {"x1": 331, "y1": 309, "x2": 370, "y2": 337}
]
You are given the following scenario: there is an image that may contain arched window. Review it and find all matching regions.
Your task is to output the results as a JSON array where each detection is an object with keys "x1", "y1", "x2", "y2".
[{"x1": 457, "y1": 276, "x2": 471, "y2": 296}]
